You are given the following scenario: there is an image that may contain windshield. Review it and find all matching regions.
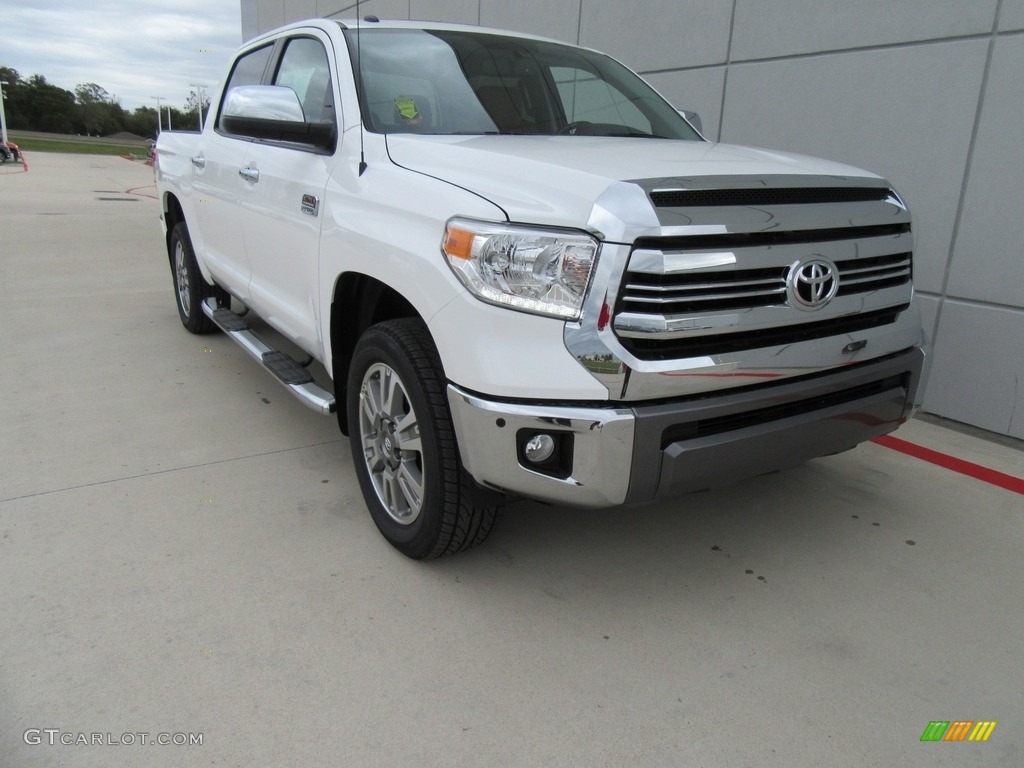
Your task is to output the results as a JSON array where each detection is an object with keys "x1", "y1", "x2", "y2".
[{"x1": 343, "y1": 28, "x2": 702, "y2": 140}]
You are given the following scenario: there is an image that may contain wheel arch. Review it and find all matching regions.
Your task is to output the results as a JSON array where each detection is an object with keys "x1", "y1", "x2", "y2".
[
  {"x1": 330, "y1": 272, "x2": 422, "y2": 436},
  {"x1": 162, "y1": 192, "x2": 187, "y2": 263}
]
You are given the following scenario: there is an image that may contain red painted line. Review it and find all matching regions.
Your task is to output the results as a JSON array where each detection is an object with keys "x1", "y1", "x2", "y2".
[
  {"x1": 872, "y1": 434, "x2": 1024, "y2": 495},
  {"x1": 126, "y1": 183, "x2": 158, "y2": 200},
  {"x1": 3, "y1": 153, "x2": 29, "y2": 172}
]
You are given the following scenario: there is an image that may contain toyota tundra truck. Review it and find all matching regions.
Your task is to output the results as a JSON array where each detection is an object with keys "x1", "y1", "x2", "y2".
[{"x1": 155, "y1": 18, "x2": 928, "y2": 558}]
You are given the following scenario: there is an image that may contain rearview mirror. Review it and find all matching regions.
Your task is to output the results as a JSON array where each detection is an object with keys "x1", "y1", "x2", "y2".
[{"x1": 220, "y1": 85, "x2": 336, "y2": 152}]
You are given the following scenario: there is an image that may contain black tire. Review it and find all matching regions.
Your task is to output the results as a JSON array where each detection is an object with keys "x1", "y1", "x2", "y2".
[
  {"x1": 169, "y1": 221, "x2": 217, "y2": 334},
  {"x1": 347, "y1": 319, "x2": 502, "y2": 559}
]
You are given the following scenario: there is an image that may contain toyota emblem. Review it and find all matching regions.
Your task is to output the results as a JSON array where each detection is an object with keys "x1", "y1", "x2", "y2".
[{"x1": 786, "y1": 257, "x2": 839, "y2": 310}]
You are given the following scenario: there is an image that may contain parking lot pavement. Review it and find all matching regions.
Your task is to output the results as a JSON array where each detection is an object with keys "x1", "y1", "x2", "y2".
[{"x1": 1, "y1": 152, "x2": 1022, "y2": 767}]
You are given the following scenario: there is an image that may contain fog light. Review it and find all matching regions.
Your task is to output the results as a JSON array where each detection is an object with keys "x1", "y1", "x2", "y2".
[{"x1": 523, "y1": 433, "x2": 556, "y2": 464}]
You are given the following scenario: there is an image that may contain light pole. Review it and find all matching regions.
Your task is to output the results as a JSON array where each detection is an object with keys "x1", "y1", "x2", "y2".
[
  {"x1": 0, "y1": 80, "x2": 10, "y2": 146},
  {"x1": 151, "y1": 96, "x2": 166, "y2": 133},
  {"x1": 188, "y1": 83, "x2": 207, "y2": 131}
]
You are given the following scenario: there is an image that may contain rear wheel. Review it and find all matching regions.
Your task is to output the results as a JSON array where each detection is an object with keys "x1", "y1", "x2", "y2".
[
  {"x1": 347, "y1": 319, "x2": 502, "y2": 559},
  {"x1": 170, "y1": 222, "x2": 217, "y2": 334}
]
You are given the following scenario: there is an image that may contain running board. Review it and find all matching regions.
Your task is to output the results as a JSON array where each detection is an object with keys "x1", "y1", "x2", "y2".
[{"x1": 202, "y1": 298, "x2": 335, "y2": 415}]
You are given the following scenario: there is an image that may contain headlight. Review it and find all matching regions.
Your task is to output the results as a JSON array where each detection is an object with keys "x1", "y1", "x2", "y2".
[{"x1": 442, "y1": 218, "x2": 599, "y2": 320}]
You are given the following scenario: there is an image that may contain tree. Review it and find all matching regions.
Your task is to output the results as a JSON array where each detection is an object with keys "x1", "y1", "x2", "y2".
[
  {"x1": 182, "y1": 88, "x2": 212, "y2": 131},
  {"x1": 20, "y1": 74, "x2": 77, "y2": 133},
  {"x1": 0, "y1": 64, "x2": 186, "y2": 137},
  {"x1": 75, "y1": 82, "x2": 119, "y2": 135},
  {"x1": 0, "y1": 67, "x2": 27, "y2": 130}
]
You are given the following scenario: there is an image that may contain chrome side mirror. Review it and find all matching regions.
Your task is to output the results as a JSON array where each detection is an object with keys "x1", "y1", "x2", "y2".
[
  {"x1": 223, "y1": 85, "x2": 307, "y2": 122},
  {"x1": 219, "y1": 85, "x2": 336, "y2": 152}
]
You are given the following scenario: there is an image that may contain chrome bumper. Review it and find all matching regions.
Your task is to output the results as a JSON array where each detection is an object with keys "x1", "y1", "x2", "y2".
[
  {"x1": 446, "y1": 386, "x2": 636, "y2": 507},
  {"x1": 447, "y1": 346, "x2": 925, "y2": 508}
]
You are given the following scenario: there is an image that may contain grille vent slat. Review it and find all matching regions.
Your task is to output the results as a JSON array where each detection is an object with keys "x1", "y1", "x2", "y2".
[
  {"x1": 623, "y1": 307, "x2": 909, "y2": 360},
  {"x1": 618, "y1": 253, "x2": 911, "y2": 316}
]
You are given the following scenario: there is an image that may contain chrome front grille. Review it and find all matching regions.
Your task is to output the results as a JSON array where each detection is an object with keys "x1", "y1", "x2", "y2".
[
  {"x1": 613, "y1": 177, "x2": 915, "y2": 361},
  {"x1": 620, "y1": 250, "x2": 912, "y2": 315}
]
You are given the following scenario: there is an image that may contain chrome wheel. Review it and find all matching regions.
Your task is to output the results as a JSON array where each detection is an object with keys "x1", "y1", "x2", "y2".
[
  {"x1": 358, "y1": 362, "x2": 425, "y2": 525},
  {"x1": 347, "y1": 320, "x2": 502, "y2": 558},
  {"x1": 174, "y1": 239, "x2": 191, "y2": 318}
]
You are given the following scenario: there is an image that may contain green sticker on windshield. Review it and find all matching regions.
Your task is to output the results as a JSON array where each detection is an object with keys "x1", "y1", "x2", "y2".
[{"x1": 394, "y1": 96, "x2": 421, "y2": 122}]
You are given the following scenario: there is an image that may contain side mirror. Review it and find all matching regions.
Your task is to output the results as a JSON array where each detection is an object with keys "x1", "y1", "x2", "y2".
[
  {"x1": 679, "y1": 109, "x2": 703, "y2": 135},
  {"x1": 219, "y1": 85, "x2": 336, "y2": 152}
]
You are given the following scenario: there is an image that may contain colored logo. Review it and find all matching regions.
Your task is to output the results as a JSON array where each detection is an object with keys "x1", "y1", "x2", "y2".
[{"x1": 920, "y1": 720, "x2": 997, "y2": 742}]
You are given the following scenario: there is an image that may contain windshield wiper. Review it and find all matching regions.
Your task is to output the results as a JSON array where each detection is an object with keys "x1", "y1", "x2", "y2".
[{"x1": 603, "y1": 130, "x2": 669, "y2": 139}]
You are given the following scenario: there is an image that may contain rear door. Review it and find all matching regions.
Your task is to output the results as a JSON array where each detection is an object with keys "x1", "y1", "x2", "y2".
[{"x1": 191, "y1": 42, "x2": 275, "y2": 300}]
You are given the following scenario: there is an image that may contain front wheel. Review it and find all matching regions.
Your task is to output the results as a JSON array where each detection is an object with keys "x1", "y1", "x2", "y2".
[{"x1": 347, "y1": 319, "x2": 502, "y2": 559}]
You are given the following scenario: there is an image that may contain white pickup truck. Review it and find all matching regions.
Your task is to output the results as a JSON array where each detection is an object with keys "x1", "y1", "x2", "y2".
[{"x1": 156, "y1": 18, "x2": 927, "y2": 558}]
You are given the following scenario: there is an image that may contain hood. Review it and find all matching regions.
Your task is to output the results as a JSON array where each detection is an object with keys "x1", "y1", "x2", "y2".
[{"x1": 385, "y1": 134, "x2": 882, "y2": 229}]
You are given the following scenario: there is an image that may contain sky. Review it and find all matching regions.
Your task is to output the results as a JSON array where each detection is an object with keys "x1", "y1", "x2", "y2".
[{"x1": 1, "y1": 0, "x2": 243, "y2": 112}]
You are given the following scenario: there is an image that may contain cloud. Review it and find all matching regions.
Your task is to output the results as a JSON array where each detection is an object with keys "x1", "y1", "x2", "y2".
[{"x1": 2, "y1": 0, "x2": 242, "y2": 111}]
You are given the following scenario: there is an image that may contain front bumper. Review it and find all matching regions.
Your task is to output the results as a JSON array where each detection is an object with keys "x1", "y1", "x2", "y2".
[{"x1": 447, "y1": 346, "x2": 925, "y2": 508}]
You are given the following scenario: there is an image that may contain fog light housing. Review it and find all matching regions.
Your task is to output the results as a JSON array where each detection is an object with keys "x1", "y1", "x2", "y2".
[
  {"x1": 524, "y1": 433, "x2": 556, "y2": 463},
  {"x1": 517, "y1": 430, "x2": 574, "y2": 479}
]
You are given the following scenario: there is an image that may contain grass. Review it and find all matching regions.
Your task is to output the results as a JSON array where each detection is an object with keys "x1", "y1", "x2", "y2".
[{"x1": 7, "y1": 131, "x2": 150, "y2": 157}]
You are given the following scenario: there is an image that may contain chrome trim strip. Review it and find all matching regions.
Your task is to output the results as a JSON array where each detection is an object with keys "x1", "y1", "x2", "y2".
[
  {"x1": 614, "y1": 286, "x2": 913, "y2": 339},
  {"x1": 628, "y1": 249, "x2": 738, "y2": 274}
]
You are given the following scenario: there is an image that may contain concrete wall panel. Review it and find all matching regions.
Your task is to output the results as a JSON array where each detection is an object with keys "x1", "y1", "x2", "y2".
[
  {"x1": 731, "y1": 0, "x2": 998, "y2": 61},
  {"x1": 480, "y1": 0, "x2": 581, "y2": 44},
  {"x1": 578, "y1": 0, "x2": 733, "y2": 71},
  {"x1": 254, "y1": 0, "x2": 288, "y2": 31},
  {"x1": 241, "y1": 0, "x2": 259, "y2": 40},
  {"x1": 926, "y1": 301, "x2": 1024, "y2": 438},
  {"x1": 286, "y1": 0, "x2": 318, "y2": 22},
  {"x1": 916, "y1": 294, "x2": 940, "y2": 353},
  {"x1": 317, "y1": 0, "x2": 411, "y2": 21},
  {"x1": 408, "y1": 0, "x2": 479, "y2": 25},
  {"x1": 1000, "y1": 0, "x2": 1024, "y2": 30},
  {"x1": 720, "y1": 40, "x2": 988, "y2": 295},
  {"x1": 946, "y1": 36, "x2": 1024, "y2": 307}
]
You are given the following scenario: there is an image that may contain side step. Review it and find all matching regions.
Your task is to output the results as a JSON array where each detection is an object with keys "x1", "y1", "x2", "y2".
[{"x1": 202, "y1": 298, "x2": 336, "y2": 415}]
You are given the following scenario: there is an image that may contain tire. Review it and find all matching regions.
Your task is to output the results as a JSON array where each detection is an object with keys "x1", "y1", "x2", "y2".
[
  {"x1": 347, "y1": 319, "x2": 502, "y2": 559},
  {"x1": 169, "y1": 222, "x2": 217, "y2": 334}
]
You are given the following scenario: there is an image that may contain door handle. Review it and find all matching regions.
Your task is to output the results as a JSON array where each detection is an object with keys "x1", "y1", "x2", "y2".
[
  {"x1": 239, "y1": 166, "x2": 260, "y2": 183},
  {"x1": 191, "y1": 155, "x2": 206, "y2": 170}
]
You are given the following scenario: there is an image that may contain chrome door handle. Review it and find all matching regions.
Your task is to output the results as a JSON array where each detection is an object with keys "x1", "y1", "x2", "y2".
[
  {"x1": 239, "y1": 166, "x2": 260, "y2": 183},
  {"x1": 191, "y1": 155, "x2": 206, "y2": 169}
]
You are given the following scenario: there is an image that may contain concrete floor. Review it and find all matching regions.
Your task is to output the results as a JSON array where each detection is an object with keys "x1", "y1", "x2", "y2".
[{"x1": 1, "y1": 153, "x2": 1022, "y2": 767}]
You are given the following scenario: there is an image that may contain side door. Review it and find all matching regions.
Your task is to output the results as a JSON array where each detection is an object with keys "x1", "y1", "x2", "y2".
[
  {"x1": 190, "y1": 42, "x2": 275, "y2": 301},
  {"x1": 239, "y1": 32, "x2": 339, "y2": 357}
]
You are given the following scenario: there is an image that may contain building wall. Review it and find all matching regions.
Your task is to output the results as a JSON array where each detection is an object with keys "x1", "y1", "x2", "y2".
[{"x1": 242, "y1": 0, "x2": 1024, "y2": 438}]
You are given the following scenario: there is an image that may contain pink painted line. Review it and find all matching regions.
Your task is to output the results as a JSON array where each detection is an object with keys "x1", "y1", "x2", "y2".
[
  {"x1": 872, "y1": 434, "x2": 1024, "y2": 496},
  {"x1": 126, "y1": 183, "x2": 158, "y2": 200}
]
